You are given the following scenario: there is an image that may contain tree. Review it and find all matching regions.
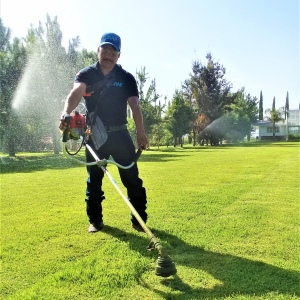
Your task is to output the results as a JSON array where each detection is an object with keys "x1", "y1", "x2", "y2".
[
  {"x1": 272, "y1": 97, "x2": 276, "y2": 110},
  {"x1": 183, "y1": 53, "x2": 232, "y2": 121},
  {"x1": 150, "y1": 123, "x2": 165, "y2": 148},
  {"x1": 194, "y1": 113, "x2": 210, "y2": 146},
  {"x1": 165, "y1": 90, "x2": 196, "y2": 147},
  {"x1": 285, "y1": 91, "x2": 289, "y2": 120},
  {"x1": 0, "y1": 18, "x2": 11, "y2": 51},
  {"x1": 259, "y1": 91, "x2": 263, "y2": 120},
  {"x1": 78, "y1": 48, "x2": 98, "y2": 68},
  {"x1": 265, "y1": 106, "x2": 285, "y2": 141},
  {"x1": 228, "y1": 89, "x2": 258, "y2": 141},
  {"x1": 135, "y1": 67, "x2": 161, "y2": 139},
  {"x1": 182, "y1": 53, "x2": 233, "y2": 144},
  {"x1": 0, "y1": 18, "x2": 27, "y2": 156}
]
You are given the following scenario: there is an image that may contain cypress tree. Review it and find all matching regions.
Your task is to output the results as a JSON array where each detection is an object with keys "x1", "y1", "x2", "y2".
[
  {"x1": 285, "y1": 91, "x2": 289, "y2": 119},
  {"x1": 259, "y1": 91, "x2": 263, "y2": 120}
]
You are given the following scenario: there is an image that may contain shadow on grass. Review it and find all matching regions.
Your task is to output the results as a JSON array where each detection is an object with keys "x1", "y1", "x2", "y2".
[
  {"x1": 0, "y1": 154, "x2": 81, "y2": 174},
  {"x1": 155, "y1": 141, "x2": 300, "y2": 151},
  {"x1": 0, "y1": 152, "x2": 188, "y2": 174},
  {"x1": 102, "y1": 225, "x2": 299, "y2": 299},
  {"x1": 219, "y1": 141, "x2": 300, "y2": 148},
  {"x1": 1, "y1": 141, "x2": 298, "y2": 173}
]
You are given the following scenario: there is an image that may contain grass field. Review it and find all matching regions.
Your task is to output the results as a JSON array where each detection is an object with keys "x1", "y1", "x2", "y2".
[{"x1": 1, "y1": 142, "x2": 299, "y2": 300}]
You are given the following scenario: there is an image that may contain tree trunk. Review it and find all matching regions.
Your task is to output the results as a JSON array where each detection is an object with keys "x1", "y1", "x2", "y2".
[{"x1": 8, "y1": 138, "x2": 16, "y2": 157}]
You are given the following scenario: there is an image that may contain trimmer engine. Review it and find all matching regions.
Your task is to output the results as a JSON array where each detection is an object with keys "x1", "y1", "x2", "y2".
[{"x1": 69, "y1": 111, "x2": 86, "y2": 140}]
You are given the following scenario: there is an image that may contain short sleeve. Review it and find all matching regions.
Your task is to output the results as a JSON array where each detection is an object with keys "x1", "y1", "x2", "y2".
[
  {"x1": 125, "y1": 73, "x2": 139, "y2": 99},
  {"x1": 75, "y1": 69, "x2": 89, "y2": 85}
]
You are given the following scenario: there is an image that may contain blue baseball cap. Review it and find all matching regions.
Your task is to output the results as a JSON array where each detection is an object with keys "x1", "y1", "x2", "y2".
[{"x1": 100, "y1": 33, "x2": 121, "y2": 52}]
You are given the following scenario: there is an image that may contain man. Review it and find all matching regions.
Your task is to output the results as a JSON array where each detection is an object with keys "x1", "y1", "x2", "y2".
[{"x1": 59, "y1": 33, "x2": 148, "y2": 233}]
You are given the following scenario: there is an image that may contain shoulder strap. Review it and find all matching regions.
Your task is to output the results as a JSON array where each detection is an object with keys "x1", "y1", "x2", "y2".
[
  {"x1": 85, "y1": 69, "x2": 117, "y2": 125},
  {"x1": 86, "y1": 73, "x2": 115, "y2": 94}
]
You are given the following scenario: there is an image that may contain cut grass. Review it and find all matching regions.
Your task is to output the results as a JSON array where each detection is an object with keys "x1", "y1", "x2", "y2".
[{"x1": 1, "y1": 142, "x2": 299, "y2": 299}]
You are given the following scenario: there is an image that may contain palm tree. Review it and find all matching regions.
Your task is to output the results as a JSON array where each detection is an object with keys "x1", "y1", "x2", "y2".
[{"x1": 264, "y1": 107, "x2": 285, "y2": 141}]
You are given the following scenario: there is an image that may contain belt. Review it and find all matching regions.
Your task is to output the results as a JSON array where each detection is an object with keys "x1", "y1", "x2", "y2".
[{"x1": 105, "y1": 124, "x2": 127, "y2": 132}]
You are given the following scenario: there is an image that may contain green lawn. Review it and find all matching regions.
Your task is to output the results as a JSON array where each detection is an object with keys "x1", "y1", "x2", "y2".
[{"x1": 1, "y1": 142, "x2": 299, "y2": 300}]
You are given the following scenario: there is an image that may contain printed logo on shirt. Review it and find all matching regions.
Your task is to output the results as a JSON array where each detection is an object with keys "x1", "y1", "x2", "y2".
[{"x1": 112, "y1": 81, "x2": 123, "y2": 87}]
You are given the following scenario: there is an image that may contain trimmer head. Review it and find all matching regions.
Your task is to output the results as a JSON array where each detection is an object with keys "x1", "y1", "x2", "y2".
[{"x1": 155, "y1": 255, "x2": 177, "y2": 277}]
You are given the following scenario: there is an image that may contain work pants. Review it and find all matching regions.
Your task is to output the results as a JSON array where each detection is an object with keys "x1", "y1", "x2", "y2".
[{"x1": 85, "y1": 129, "x2": 147, "y2": 225}]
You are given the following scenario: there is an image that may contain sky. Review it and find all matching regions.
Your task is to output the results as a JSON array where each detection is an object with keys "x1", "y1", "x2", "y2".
[{"x1": 1, "y1": 0, "x2": 299, "y2": 109}]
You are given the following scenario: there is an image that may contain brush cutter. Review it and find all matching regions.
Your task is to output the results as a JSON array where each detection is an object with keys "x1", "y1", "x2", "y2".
[
  {"x1": 61, "y1": 114, "x2": 177, "y2": 277},
  {"x1": 63, "y1": 111, "x2": 87, "y2": 156}
]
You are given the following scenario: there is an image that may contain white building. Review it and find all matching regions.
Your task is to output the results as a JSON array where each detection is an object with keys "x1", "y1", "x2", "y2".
[
  {"x1": 257, "y1": 109, "x2": 300, "y2": 140},
  {"x1": 287, "y1": 109, "x2": 300, "y2": 134}
]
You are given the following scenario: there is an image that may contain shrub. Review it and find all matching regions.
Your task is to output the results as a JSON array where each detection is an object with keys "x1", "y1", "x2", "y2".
[{"x1": 288, "y1": 133, "x2": 300, "y2": 141}]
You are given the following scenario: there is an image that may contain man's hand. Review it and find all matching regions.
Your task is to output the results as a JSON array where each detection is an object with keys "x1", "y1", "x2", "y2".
[
  {"x1": 128, "y1": 97, "x2": 148, "y2": 150},
  {"x1": 137, "y1": 131, "x2": 148, "y2": 150},
  {"x1": 59, "y1": 113, "x2": 71, "y2": 131}
]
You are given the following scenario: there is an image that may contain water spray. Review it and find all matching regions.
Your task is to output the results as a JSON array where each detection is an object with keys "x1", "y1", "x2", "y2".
[
  {"x1": 62, "y1": 115, "x2": 177, "y2": 277},
  {"x1": 202, "y1": 115, "x2": 233, "y2": 136}
]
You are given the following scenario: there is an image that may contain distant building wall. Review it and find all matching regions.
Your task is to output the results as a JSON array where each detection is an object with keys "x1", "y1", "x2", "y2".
[
  {"x1": 258, "y1": 124, "x2": 286, "y2": 140},
  {"x1": 257, "y1": 109, "x2": 300, "y2": 140},
  {"x1": 287, "y1": 109, "x2": 300, "y2": 134}
]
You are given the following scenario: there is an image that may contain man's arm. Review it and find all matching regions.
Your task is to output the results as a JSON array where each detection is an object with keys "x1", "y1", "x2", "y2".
[
  {"x1": 59, "y1": 82, "x2": 86, "y2": 130},
  {"x1": 128, "y1": 96, "x2": 148, "y2": 149},
  {"x1": 63, "y1": 82, "x2": 87, "y2": 114}
]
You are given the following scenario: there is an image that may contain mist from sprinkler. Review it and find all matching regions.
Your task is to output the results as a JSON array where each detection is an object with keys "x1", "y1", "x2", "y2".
[
  {"x1": 11, "y1": 45, "x2": 74, "y2": 151},
  {"x1": 200, "y1": 114, "x2": 251, "y2": 144},
  {"x1": 201, "y1": 115, "x2": 234, "y2": 136}
]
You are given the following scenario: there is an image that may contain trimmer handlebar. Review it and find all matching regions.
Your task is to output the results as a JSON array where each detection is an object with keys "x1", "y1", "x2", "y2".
[
  {"x1": 84, "y1": 144, "x2": 142, "y2": 169},
  {"x1": 62, "y1": 115, "x2": 72, "y2": 142},
  {"x1": 133, "y1": 149, "x2": 142, "y2": 162}
]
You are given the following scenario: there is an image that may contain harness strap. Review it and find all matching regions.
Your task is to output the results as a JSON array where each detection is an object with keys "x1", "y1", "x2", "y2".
[
  {"x1": 86, "y1": 73, "x2": 115, "y2": 94},
  {"x1": 85, "y1": 71, "x2": 116, "y2": 127}
]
